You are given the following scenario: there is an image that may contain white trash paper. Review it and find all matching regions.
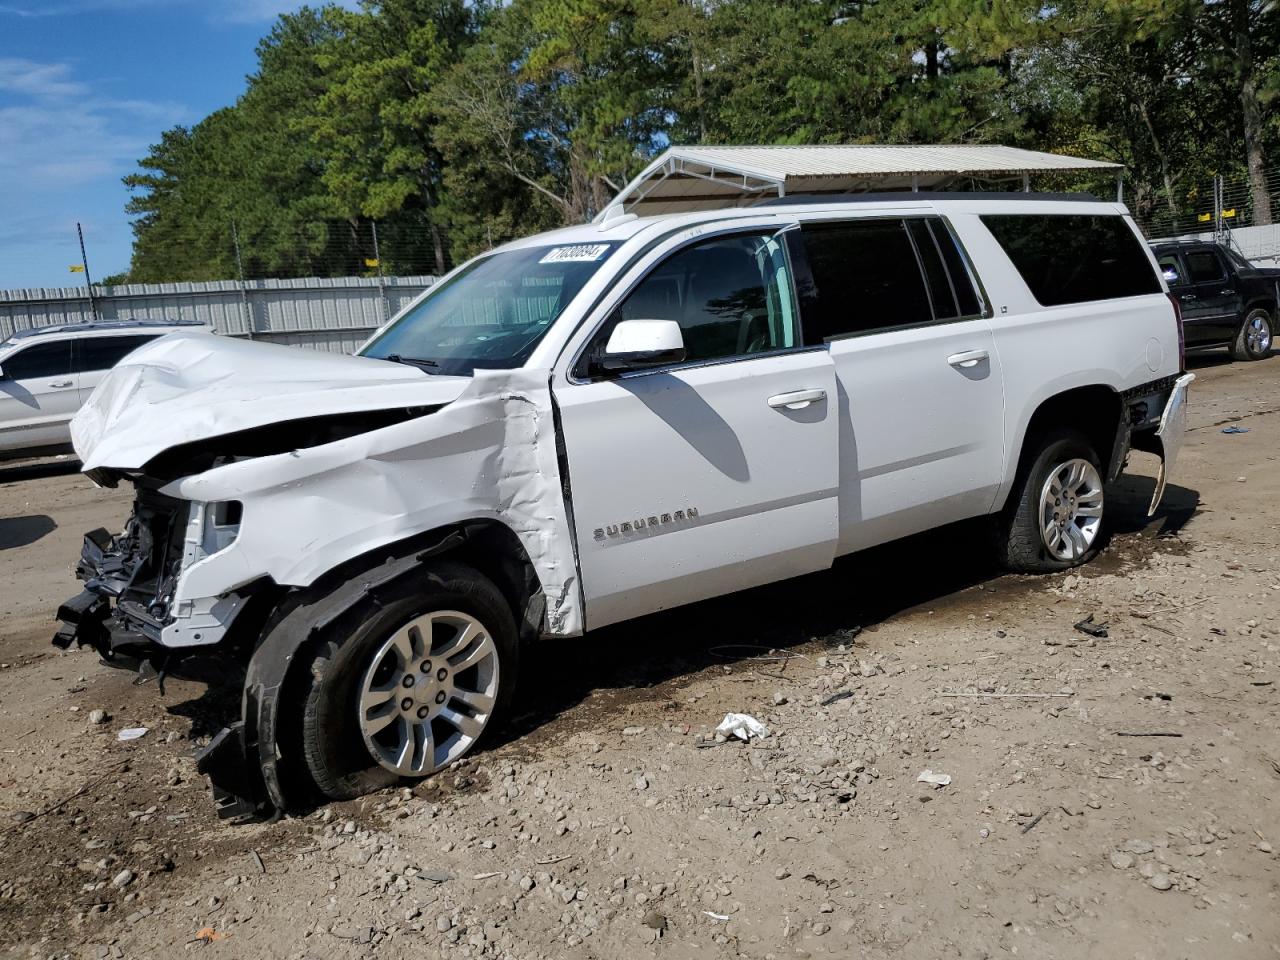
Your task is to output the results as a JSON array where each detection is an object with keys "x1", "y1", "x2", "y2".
[
  {"x1": 916, "y1": 769, "x2": 951, "y2": 787},
  {"x1": 716, "y1": 713, "x2": 770, "y2": 741},
  {"x1": 117, "y1": 727, "x2": 149, "y2": 742}
]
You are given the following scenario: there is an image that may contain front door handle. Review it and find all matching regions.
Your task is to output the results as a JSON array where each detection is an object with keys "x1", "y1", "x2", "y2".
[
  {"x1": 1179, "y1": 293, "x2": 1197, "y2": 301},
  {"x1": 946, "y1": 349, "x2": 989, "y2": 368},
  {"x1": 49, "y1": 380, "x2": 73, "y2": 388},
  {"x1": 767, "y1": 388, "x2": 826, "y2": 410},
  {"x1": 1220, "y1": 288, "x2": 1235, "y2": 295}
]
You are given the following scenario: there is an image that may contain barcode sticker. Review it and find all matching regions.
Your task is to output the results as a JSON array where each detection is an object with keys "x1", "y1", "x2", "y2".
[{"x1": 539, "y1": 244, "x2": 611, "y2": 264}]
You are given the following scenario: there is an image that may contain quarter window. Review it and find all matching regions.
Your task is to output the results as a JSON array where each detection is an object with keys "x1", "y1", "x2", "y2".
[
  {"x1": 981, "y1": 214, "x2": 1161, "y2": 306},
  {"x1": 2, "y1": 341, "x2": 72, "y2": 380},
  {"x1": 587, "y1": 232, "x2": 799, "y2": 371},
  {"x1": 1157, "y1": 254, "x2": 1185, "y2": 286},
  {"x1": 1184, "y1": 250, "x2": 1225, "y2": 284},
  {"x1": 76, "y1": 334, "x2": 159, "y2": 373}
]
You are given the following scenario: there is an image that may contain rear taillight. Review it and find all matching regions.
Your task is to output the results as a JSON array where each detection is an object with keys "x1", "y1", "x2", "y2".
[{"x1": 1167, "y1": 292, "x2": 1185, "y2": 372}]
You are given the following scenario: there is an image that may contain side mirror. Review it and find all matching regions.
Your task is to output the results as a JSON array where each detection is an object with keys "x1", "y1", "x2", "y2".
[{"x1": 598, "y1": 319, "x2": 686, "y2": 374}]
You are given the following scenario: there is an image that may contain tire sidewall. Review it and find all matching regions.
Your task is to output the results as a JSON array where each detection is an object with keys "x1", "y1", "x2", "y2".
[
  {"x1": 1242, "y1": 308, "x2": 1273, "y2": 360},
  {"x1": 301, "y1": 563, "x2": 518, "y2": 801},
  {"x1": 1004, "y1": 430, "x2": 1105, "y2": 573}
]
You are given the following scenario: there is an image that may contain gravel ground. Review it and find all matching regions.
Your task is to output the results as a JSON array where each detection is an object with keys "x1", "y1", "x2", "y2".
[{"x1": 1, "y1": 351, "x2": 1278, "y2": 960}]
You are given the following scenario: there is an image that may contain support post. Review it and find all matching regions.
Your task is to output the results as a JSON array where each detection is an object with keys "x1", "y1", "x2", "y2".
[
  {"x1": 76, "y1": 222, "x2": 98, "y2": 323},
  {"x1": 371, "y1": 220, "x2": 389, "y2": 323},
  {"x1": 232, "y1": 220, "x2": 254, "y2": 339},
  {"x1": 1022, "y1": 172, "x2": 1030, "y2": 192},
  {"x1": 1115, "y1": 171, "x2": 1124, "y2": 203}
]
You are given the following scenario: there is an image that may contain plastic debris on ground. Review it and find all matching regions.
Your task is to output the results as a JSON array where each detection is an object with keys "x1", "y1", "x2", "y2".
[
  {"x1": 1221, "y1": 426, "x2": 1250, "y2": 434},
  {"x1": 1074, "y1": 613, "x2": 1109, "y2": 638},
  {"x1": 917, "y1": 769, "x2": 952, "y2": 787},
  {"x1": 117, "y1": 727, "x2": 149, "y2": 741},
  {"x1": 715, "y1": 713, "x2": 770, "y2": 741}
]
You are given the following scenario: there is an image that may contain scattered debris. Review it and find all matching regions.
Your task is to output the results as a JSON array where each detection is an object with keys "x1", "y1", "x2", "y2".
[
  {"x1": 916, "y1": 770, "x2": 952, "y2": 787},
  {"x1": 472, "y1": 872, "x2": 502, "y2": 880},
  {"x1": 938, "y1": 691, "x2": 1071, "y2": 699},
  {"x1": 250, "y1": 850, "x2": 266, "y2": 874},
  {"x1": 703, "y1": 911, "x2": 731, "y2": 922},
  {"x1": 1221, "y1": 425, "x2": 1250, "y2": 434},
  {"x1": 117, "y1": 727, "x2": 149, "y2": 742},
  {"x1": 191, "y1": 927, "x2": 225, "y2": 944},
  {"x1": 1074, "y1": 614, "x2": 1109, "y2": 638},
  {"x1": 1021, "y1": 810, "x2": 1050, "y2": 835},
  {"x1": 535, "y1": 855, "x2": 571, "y2": 865},
  {"x1": 715, "y1": 713, "x2": 770, "y2": 741},
  {"x1": 1115, "y1": 732, "x2": 1184, "y2": 738}
]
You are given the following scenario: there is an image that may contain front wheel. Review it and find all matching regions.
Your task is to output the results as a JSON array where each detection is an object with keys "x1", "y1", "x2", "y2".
[
  {"x1": 293, "y1": 561, "x2": 518, "y2": 801},
  {"x1": 997, "y1": 429, "x2": 1105, "y2": 573},
  {"x1": 1229, "y1": 307, "x2": 1273, "y2": 361}
]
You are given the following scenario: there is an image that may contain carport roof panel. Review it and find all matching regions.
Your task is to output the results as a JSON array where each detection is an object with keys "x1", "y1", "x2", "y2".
[{"x1": 607, "y1": 144, "x2": 1124, "y2": 216}]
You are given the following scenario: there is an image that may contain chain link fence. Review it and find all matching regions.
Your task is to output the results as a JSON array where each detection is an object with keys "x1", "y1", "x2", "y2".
[{"x1": 1133, "y1": 167, "x2": 1280, "y2": 266}]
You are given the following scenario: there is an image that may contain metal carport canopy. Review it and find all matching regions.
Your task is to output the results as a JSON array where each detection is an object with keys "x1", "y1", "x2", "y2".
[{"x1": 602, "y1": 144, "x2": 1125, "y2": 217}]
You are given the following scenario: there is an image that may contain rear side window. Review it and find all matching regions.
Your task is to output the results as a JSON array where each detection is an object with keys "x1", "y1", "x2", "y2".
[
  {"x1": 2, "y1": 341, "x2": 71, "y2": 380},
  {"x1": 1184, "y1": 250, "x2": 1225, "y2": 284},
  {"x1": 794, "y1": 219, "x2": 933, "y2": 340},
  {"x1": 76, "y1": 334, "x2": 160, "y2": 373},
  {"x1": 906, "y1": 219, "x2": 982, "y2": 320},
  {"x1": 981, "y1": 214, "x2": 1161, "y2": 306}
]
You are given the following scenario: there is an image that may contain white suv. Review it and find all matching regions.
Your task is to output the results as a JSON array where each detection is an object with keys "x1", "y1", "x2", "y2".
[
  {"x1": 0, "y1": 319, "x2": 211, "y2": 459},
  {"x1": 54, "y1": 194, "x2": 1191, "y2": 817}
]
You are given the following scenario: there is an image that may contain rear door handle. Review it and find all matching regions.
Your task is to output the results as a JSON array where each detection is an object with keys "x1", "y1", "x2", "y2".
[
  {"x1": 49, "y1": 380, "x2": 73, "y2": 388},
  {"x1": 946, "y1": 349, "x2": 989, "y2": 368},
  {"x1": 1179, "y1": 293, "x2": 1197, "y2": 301},
  {"x1": 767, "y1": 388, "x2": 826, "y2": 410},
  {"x1": 1220, "y1": 288, "x2": 1235, "y2": 295}
]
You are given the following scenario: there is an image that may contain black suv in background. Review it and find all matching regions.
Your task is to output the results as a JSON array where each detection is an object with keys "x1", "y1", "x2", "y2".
[{"x1": 1150, "y1": 240, "x2": 1277, "y2": 361}]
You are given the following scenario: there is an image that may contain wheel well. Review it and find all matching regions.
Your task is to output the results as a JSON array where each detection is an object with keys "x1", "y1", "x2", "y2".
[
  {"x1": 1016, "y1": 386, "x2": 1123, "y2": 484},
  {"x1": 1243, "y1": 298, "x2": 1275, "y2": 318}
]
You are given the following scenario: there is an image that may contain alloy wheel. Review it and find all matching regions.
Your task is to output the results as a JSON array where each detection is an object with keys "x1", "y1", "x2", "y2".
[{"x1": 1039, "y1": 458, "x2": 1104, "y2": 562}]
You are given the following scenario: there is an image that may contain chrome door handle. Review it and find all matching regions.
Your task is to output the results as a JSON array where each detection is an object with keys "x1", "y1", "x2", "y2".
[
  {"x1": 49, "y1": 380, "x2": 73, "y2": 388},
  {"x1": 1179, "y1": 294, "x2": 1197, "y2": 301},
  {"x1": 767, "y1": 388, "x2": 826, "y2": 410},
  {"x1": 946, "y1": 349, "x2": 989, "y2": 368},
  {"x1": 1220, "y1": 288, "x2": 1235, "y2": 295}
]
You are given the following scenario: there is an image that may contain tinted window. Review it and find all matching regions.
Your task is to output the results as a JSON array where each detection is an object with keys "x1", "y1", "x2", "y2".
[
  {"x1": 2, "y1": 341, "x2": 71, "y2": 380},
  {"x1": 981, "y1": 214, "x2": 1161, "y2": 306},
  {"x1": 1185, "y1": 250, "x2": 1225, "y2": 284},
  {"x1": 76, "y1": 334, "x2": 159, "y2": 372},
  {"x1": 1157, "y1": 253, "x2": 1185, "y2": 286},
  {"x1": 926, "y1": 219, "x2": 982, "y2": 317},
  {"x1": 1227, "y1": 248, "x2": 1253, "y2": 272},
  {"x1": 593, "y1": 232, "x2": 798, "y2": 366},
  {"x1": 796, "y1": 219, "x2": 933, "y2": 340}
]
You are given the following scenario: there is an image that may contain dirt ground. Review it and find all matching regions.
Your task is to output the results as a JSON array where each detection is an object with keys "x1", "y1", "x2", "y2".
[{"x1": 1, "y1": 351, "x2": 1278, "y2": 960}]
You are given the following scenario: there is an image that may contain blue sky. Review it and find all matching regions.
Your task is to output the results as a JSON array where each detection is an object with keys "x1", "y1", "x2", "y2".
[{"x1": 0, "y1": 0, "x2": 341, "y2": 290}]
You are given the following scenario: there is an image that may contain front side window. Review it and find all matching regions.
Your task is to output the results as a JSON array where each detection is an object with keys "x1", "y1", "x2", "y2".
[
  {"x1": 362, "y1": 242, "x2": 620, "y2": 375},
  {"x1": 2, "y1": 341, "x2": 71, "y2": 380},
  {"x1": 76, "y1": 334, "x2": 160, "y2": 373},
  {"x1": 1185, "y1": 250, "x2": 1225, "y2": 284},
  {"x1": 582, "y1": 231, "x2": 799, "y2": 373},
  {"x1": 1158, "y1": 253, "x2": 1185, "y2": 286},
  {"x1": 981, "y1": 214, "x2": 1161, "y2": 306}
]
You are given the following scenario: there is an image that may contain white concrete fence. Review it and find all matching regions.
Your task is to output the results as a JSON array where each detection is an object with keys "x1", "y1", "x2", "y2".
[{"x1": 0, "y1": 274, "x2": 436, "y2": 353}]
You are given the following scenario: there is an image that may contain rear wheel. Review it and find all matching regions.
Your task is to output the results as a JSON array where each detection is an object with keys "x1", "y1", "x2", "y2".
[
  {"x1": 295, "y1": 561, "x2": 517, "y2": 801},
  {"x1": 1229, "y1": 307, "x2": 1273, "y2": 361},
  {"x1": 998, "y1": 429, "x2": 1105, "y2": 573}
]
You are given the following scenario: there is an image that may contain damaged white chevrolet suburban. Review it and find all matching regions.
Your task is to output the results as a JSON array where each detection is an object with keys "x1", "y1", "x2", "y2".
[{"x1": 54, "y1": 193, "x2": 1192, "y2": 817}]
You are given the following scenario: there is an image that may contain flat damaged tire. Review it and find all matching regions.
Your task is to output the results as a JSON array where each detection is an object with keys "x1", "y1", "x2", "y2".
[
  {"x1": 294, "y1": 561, "x2": 518, "y2": 802},
  {"x1": 998, "y1": 428, "x2": 1106, "y2": 574}
]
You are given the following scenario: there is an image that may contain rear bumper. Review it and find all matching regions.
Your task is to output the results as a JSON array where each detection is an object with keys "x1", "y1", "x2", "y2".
[{"x1": 1147, "y1": 372, "x2": 1195, "y2": 516}]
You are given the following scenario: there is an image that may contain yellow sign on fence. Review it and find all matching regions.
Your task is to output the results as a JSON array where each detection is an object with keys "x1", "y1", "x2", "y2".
[
  {"x1": 68, "y1": 264, "x2": 85, "y2": 273},
  {"x1": 364, "y1": 258, "x2": 380, "y2": 268}
]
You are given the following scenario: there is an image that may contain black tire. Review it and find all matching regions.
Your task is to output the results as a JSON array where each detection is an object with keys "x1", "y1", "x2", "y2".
[
  {"x1": 1229, "y1": 307, "x2": 1274, "y2": 361},
  {"x1": 997, "y1": 428, "x2": 1105, "y2": 574},
  {"x1": 293, "y1": 561, "x2": 518, "y2": 802}
]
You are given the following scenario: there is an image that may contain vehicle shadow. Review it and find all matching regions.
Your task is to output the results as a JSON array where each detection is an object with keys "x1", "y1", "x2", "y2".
[
  {"x1": 0, "y1": 455, "x2": 80, "y2": 485},
  {"x1": 500, "y1": 476, "x2": 1201, "y2": 749},
  {"x1": 0, "y1": 514, "x2": 56, "y2": 550}
]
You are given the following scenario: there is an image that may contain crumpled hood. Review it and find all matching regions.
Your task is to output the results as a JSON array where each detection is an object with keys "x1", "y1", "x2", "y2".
[{"x1": 73, "y1": 333, "x2": 471, "y2": 470}]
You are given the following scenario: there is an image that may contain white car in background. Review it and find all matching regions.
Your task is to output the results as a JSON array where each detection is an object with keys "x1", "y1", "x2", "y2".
[{"x1": 0, "y1": 319, "x2": 211, "y2": 459}]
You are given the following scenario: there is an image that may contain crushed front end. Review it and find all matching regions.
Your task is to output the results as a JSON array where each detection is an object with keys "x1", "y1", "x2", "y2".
[{"x1": 53, "y1": 483, "x2": 247, "y2": 678}]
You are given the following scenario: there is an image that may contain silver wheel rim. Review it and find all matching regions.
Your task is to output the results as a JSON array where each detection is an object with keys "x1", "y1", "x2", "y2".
[
  {"x1": 1039, "y1": 458, "x2": 1103, "y2": 562},
  {"x1": 1246, "y1": 314, "x2": 1271, "y2": 354},
  {"x1": 357, "y1": 610, "x2": 499, "y2": 777}
]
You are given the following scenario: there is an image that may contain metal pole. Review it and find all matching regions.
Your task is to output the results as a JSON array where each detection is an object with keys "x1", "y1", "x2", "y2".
[
  {"x1": 1022, "y1": 171, "x2": 1030, "y2": 193},
  {"x1": 77, "y1": 222, "x2": 98, "y2": 322},
  {"x1": 371, "y1": 220, "x2": 389, "y2": 323},
  {"x1": 232, "y1": 220, "x2": 254, "y2": 340},
  {"x1": 1115, "y1": 171, "x2": 1123, "y2": 203}
]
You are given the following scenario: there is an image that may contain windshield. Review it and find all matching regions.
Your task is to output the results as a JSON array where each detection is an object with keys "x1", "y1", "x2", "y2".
[{"x1": 360, "y1": 242, "x2": 620, "y2": 374}]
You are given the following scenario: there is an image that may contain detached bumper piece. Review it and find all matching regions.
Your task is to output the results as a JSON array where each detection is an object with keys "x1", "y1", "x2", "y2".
[{"x1": 195, "y1": 722, "x2": 270, "y2": 821}]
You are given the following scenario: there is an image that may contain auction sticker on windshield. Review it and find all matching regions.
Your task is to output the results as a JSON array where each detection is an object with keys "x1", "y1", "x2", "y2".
[{"x1": 539, "y1": 244, "x2": 612, "y2": 264}]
